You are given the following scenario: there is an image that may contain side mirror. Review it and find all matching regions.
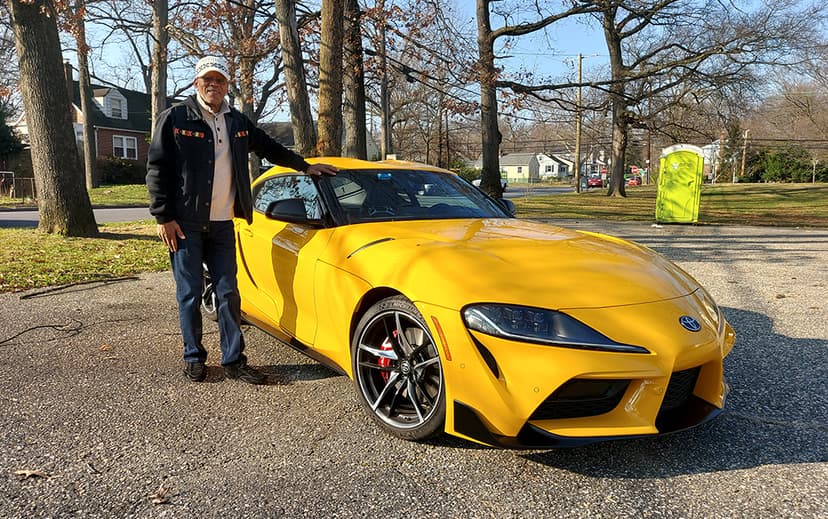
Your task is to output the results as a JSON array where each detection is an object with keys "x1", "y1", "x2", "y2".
[
  {"x1": 497, "y1": 198, "x2": 516, "y2": 216},
  {"x1": 265, "y1": 199, "x2": 323, "y2": 226}
]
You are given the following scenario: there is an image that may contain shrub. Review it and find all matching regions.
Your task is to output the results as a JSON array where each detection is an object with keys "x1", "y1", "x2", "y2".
[{"x1": 97, "y1": 156, "x2": 146, "y2": 184}]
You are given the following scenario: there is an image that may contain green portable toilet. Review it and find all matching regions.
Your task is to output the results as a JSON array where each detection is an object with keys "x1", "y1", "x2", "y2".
[{"x1": 656, "y1": 144, "x2": 704, "y2": 223}]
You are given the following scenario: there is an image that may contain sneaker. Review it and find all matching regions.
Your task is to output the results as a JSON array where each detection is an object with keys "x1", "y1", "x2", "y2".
[
  {"x1": 224, "y1": 363, "x2": 267, "y2": 385},
  {"x1": 183, "y1": 361, "x2": 206, "y2": 382}
]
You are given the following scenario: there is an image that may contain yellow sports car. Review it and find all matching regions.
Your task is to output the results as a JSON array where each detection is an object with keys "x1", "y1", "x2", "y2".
[{"x1": 218, "y1": 157, "x2": 735, "y2": 448}]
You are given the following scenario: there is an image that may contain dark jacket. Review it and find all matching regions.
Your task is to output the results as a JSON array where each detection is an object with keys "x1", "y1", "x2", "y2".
[{"x1": 146, "y1": 95, "x2": 310, "y2": 228}]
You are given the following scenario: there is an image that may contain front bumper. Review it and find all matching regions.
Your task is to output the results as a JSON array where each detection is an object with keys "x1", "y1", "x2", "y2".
[
  {"x1": 417, "y1": 295, "x2": 735, "y2": 448},
  {"x1": 453, "y1": 380, "x2": 728, "y2": 449}
]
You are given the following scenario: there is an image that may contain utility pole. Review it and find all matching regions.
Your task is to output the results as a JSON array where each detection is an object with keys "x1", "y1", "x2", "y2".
[
  {"x1": 739, "y1": 128, "x2": 750, "y2": 182},
  {"x1": 574, "y1": 53, "x2": 583, "y2": 193}
]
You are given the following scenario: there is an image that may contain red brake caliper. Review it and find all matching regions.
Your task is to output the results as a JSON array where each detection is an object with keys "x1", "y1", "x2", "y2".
[{"x1": 378, "y1": 330, "x2": 397, "y2": 382}]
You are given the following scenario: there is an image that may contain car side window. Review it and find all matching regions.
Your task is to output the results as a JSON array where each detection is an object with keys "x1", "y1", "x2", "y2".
[{"x1": 253, "y1": 175, "x2": 322, "y2": 219}]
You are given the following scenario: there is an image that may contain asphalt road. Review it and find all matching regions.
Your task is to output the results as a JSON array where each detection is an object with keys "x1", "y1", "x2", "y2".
[
  {"x1": 1, "y1": 221, "x2": 826, "y2": 517},
  {"x1": 0, "y1": 207, "x2": 151, "y2": 228}
]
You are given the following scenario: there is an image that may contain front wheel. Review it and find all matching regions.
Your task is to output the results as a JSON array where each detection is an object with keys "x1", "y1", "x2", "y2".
[{"x1": 351, "y1": 296, "x2": 445, "y2": 441}]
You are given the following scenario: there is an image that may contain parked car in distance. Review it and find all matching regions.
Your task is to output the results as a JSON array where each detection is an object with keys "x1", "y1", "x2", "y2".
[
  {"x1": 587, "y1": 174, "x2": 603, "y2": 188},
  {"x1": 625, "y1": 175, "x2": 642, "y2": 186}
]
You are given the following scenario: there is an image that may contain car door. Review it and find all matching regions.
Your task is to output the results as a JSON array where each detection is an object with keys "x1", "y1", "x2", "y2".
[{"x1": 236, "y1": 174, "x2": 332, "y2": 344}]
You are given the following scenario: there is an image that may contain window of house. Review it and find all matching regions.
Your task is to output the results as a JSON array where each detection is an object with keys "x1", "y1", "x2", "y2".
[
  {"x1": 517, "y1": 166, "x2": 523, "y2": 174},
  {"x1": 113, "y1": 135, "x2": 138, "y2": 159},
  {"x1": 560, "y1": 166, "x2": 568, "y2": 175},
  {"x1": 545, "y1": 165, "x2": 552, "y2": 173},
  {"x1": 110, "y1": 98, "x2": 123, "y2": 118}
]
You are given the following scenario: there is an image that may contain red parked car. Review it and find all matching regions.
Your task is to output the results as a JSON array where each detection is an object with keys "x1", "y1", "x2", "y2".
[
  {"x1": 587, "y1": 174, "x2": 603, "y2": 188},
  {"x1": 625, "y1": 175, "x2": 642, "y2": 186}
]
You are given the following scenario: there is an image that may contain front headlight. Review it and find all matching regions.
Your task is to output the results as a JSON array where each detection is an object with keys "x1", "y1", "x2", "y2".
[
  {"x1": 697, "y1": 288, "x2": 725, "y2": 337},
  {"x1": 462, "y1": 303, "x2": 649, "y2": 354}
]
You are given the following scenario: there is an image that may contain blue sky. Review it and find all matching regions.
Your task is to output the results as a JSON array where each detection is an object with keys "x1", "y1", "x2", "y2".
[{"x1": 455, "y1": 3, "x2": 610, "y2": 81}]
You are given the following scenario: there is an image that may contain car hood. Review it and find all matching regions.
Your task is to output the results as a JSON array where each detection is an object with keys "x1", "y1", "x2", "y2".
[{"x1": 321, "y1": 218, "x2": 701, "y2": 310}]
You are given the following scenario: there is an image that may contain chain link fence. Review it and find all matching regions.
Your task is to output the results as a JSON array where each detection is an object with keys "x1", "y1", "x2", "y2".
[{"x1": 0, "y1": 171, "x2": 37, "y2": 201}]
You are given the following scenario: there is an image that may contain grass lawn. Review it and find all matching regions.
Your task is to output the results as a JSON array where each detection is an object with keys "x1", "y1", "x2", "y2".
[
  {"x1": 513, "y1": 183, "x2": 828, "y2": 227},
  {"x1": 0, "y1": 182, "x2": 825, "y2": 293},
  {"x1": 0, "y1": 221, "x2": 168, "y2": 293}
]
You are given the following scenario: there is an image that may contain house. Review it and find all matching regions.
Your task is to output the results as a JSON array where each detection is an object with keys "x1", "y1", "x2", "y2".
[
  {"x1": 472, "y1": 152, "x2": 572, "y2": 183},
  {"x1": 575, "y1": 149, "x2": 610, "y2": 181},
  {"x1": 539, "y1": 153, "x2": 573, "y2": 180},
  {"x1": 12, "y1": 70, "x2": 158, "y2": 165}
]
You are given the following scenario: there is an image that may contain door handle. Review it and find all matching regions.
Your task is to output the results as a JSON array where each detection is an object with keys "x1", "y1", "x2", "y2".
[{"x1": 241, "y1": 228, "x2": 254, "y2": 237}]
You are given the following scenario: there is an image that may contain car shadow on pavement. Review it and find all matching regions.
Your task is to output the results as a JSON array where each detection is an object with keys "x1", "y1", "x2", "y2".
[
  {"x1": 520, "y1": 306, "x2": 828, "y2": 477},
  {"x1": 197, "y1": 363, "x2": 340, "y2": 385},
  {"x1": 258, "y1": 363, "x2": 341, "y2": 385}
]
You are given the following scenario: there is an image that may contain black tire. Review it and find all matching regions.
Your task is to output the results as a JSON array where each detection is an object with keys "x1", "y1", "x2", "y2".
[
  {"x1": 201, "y1": 265, "x2": 218, "y2": 322},
  {"x1": 351, "y1": 295, "x2": 446, "y2": 441}
]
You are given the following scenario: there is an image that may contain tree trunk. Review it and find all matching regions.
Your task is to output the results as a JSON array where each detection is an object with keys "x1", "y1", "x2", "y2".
[
  {"x1": 378, "y1": 0, "x2": 392, "y2": 159},
  {"x1": 342, "y1": 0, "x2": 367, "y2": 159},
  {"x1": 241, "y1": 55, "x2": 262, "y2": 180},
  {"x1": 74, "y1": 0, "x2": 97, "y2": 189},
  {"x1": 237, "y1": 0, "x2": 261, "y2": 180},
  {"x1": 9, "y1": 0, "x2": 97, "y2": 236},
  {"x1": 275, "y1": 0, "x2": 316, "y2": 157},
  {"x1": 150, "y1": 0, "x2": 169, "y2": 129},
  {"x1": 602, "y1": 5, "x2": 627, "y2": 198},
  {"x1": 317, "y1": 0, "x2": 344, "y2": 157},
  {"x1": 607, "y1": 100, "x2": 628, "y2": 197},
  {"x1": 475, "y1": 0, "x2": 503, "y2": 198}
]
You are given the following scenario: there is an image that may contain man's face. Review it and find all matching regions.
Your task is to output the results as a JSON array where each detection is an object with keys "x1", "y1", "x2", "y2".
[{"x1": 194, "y1": 71, "x2": 228, "y2": 110}]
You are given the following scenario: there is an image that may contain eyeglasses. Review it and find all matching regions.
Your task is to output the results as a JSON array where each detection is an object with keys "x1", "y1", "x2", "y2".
[{"x1": 199, "y1": 76, "x2": 228, "y2": 85}]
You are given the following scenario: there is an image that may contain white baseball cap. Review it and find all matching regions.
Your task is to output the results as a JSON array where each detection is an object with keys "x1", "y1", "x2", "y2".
[{"x1": 195, "y1": 56, "x2": 230, "y2": 82}]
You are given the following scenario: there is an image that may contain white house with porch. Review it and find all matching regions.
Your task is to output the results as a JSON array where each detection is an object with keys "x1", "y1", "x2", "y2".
[{"x1": 473, "y1": 152, "x2": 575, "y2": 183}]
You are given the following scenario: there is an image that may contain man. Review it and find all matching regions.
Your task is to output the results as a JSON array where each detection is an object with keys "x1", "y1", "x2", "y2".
[{"x1": 147, "y1": 56, "x2": 336, "y2": 384}]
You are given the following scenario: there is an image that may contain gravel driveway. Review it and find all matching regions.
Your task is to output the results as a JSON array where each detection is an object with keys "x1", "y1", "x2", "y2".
[{"x1": 1, "y1": 221, "x2": 826, "y2": 518}]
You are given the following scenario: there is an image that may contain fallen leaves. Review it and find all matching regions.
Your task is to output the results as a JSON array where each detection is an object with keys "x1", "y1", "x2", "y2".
[
  {"x1": 15, "y1": 469, "x2": 49, "y2": 480},
  {"x1": 149, "y1": 482, "x2": 174, "y2": 505}
]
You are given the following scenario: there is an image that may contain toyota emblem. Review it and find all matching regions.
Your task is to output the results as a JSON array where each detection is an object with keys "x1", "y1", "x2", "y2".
[{"x1": 679, "y1": 315, "x2": 701, "y2": 332}]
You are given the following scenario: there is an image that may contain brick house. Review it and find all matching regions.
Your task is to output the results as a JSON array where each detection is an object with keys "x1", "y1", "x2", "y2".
[{"x1": 12, "y1": 66, "x2": 158, "y2": 168}]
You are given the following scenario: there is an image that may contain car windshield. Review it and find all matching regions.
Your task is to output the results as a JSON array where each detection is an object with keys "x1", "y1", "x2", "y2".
[{"x1": 327, "y1": 169, "x2": 511, "y2": 224}]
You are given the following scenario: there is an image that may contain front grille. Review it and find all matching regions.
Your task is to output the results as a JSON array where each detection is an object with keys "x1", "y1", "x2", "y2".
[
  {"x1": 660, "y1": 367, "x2": 701, "y2": 411},
  {"x1": 529, "y1": 379, "x2": 630, "y2": 420}
]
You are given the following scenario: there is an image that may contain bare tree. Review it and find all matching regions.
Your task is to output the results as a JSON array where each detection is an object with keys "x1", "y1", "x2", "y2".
[
  {"x1": 8, "y1": 0, "x2": 96, "y2": 236},
  {"x1": 591, "y1": 0, "x2": 826, "y2": 196},
  {"x1": 474, "y1": 0, "x2": 598, "y2": 197},
  {"x1": 85, "y1": 0, "x2": 156, "y2": 93},
  {"x1": 317, "y1": 0, "x2": 344, "y2": 156},
  {"x1": 276, "y1": 0, "x2": 316, "y2": 156},
  {"x1": 66, "y1": 0, "x2": 99, "y2": 189},
  {"x1": 0, "y1": 11, "x2": 22, "y2": 117},
  {"x1": 343, "y1": 0, "x2": 367, "y2": 158},
  {"x1": 359, "y1": 1, "x2": 477, "y2": 164},
  {"x1": 150, "y1": 0, "x2": 168, "y2": 127}
]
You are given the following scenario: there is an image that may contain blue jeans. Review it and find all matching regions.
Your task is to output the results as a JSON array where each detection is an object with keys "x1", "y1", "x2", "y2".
[{"x1": 171, "y1": 220, "x2": 246, "y2": 366}]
